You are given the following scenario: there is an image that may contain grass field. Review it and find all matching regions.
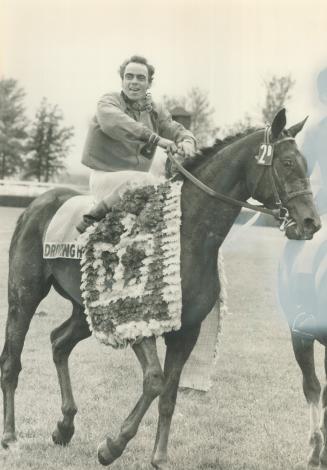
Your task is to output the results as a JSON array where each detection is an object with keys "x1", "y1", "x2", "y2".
[{"x1": 0, "y1": 206, "x2": 325, "y2": 470}]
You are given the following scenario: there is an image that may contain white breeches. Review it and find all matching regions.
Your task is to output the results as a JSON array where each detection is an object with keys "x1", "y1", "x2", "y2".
[{"x1": 89, "y1": 148, "x2": 167, "y2": 204}]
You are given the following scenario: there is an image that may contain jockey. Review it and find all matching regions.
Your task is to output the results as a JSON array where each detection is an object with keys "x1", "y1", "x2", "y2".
[{"x1": 77, "y1": 55, "x2": 196, "y2": 233}]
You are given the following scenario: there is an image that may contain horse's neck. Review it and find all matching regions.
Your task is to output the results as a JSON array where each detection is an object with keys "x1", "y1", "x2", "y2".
[{"x1": 181, "y1": 133, "x2": 261, "y2": 250}]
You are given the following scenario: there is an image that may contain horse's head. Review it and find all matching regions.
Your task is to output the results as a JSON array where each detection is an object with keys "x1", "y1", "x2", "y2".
[{"x1": 249, "y1": 109, "x2": 321, "y2": 240}]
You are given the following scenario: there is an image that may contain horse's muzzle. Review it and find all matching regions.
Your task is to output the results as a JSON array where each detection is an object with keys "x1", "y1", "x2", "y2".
[{"x1": 285, "y1": 217, "x2": 321, "y2": 240}]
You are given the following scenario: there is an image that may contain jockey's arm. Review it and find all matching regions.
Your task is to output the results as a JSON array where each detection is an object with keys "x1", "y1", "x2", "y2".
[
  {"x1": 156, "y1": 105, "x2": 197, "y2": 158},
  {"x1": 96, "y1": 93, "x2": 153, "y2": 144}
]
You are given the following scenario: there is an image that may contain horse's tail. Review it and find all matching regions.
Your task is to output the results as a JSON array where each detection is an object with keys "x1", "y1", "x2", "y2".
[{"x1": 9, "y1": 209, "x2": 28, "y2": 253}]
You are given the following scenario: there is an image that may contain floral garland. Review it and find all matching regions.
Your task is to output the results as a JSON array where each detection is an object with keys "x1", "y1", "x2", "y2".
[{"x1": 80, "y1": 180, "x2": 183, "y2": 348}]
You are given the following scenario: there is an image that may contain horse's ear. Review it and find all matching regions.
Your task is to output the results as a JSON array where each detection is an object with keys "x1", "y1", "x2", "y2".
[
  {"x1": 287, "y1": 116, "x2": 309, "y2": 138},
  {"x1": 271, "y1": 108, "x2": 287, "y2": 139}
]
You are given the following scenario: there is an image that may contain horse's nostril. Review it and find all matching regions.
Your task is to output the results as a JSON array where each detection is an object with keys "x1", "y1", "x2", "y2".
[
  {"x1": 304, "y1": 218, "x2": 313, "y2": 227},
  {"x1": 304, "y1": 218, "x2": 320, "y2": 233}
]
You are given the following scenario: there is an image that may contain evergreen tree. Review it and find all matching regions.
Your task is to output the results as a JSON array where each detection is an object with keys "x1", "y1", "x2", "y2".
[
  {"x1": 0, "y1": 78, "x2": 29, "y2": 178},
  {"x1": 25, "y1": 98, "x2": 74, "y2": 182}
]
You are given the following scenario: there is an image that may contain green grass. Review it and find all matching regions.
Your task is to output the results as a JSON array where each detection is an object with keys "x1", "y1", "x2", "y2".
[{"x1": 0, "y1": 207, "x2": 324, "y2": 469}]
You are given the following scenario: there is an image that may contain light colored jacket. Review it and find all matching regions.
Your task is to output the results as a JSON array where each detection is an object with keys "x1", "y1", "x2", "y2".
[{"x1": 82, "y1": 92, "x2": 195, "y2": 172}]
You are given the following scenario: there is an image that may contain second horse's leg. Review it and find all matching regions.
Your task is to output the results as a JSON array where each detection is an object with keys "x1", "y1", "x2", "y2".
[
  {"x1": 319, "y1": 347, "x2": 327, "y2": 469},
  {"x1": 97, "y1": 336, "x2": 164, "y2": 466},
  {"x1": 51, "y1": 301, "x2": 91, "y2": 446},
  {"x1": 151, "y1": 326, "x2": 200, "y2": 470},
  {"x1": 291, "y1": 333, "x2": 322, "y2": 468}
]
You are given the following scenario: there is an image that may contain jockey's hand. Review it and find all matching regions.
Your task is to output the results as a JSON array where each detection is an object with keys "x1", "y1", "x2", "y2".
[
  {"x1": 158, "y1": 137, "x2": 178, "y2": 154},
  {"x1": 177, "y1": 140, "x2": 196, "y2": 159}
]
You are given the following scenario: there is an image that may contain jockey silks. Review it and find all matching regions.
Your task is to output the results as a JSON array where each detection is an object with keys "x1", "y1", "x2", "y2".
[{"x1": 82, "y1": 91, "x2": 194, "y2": 172}]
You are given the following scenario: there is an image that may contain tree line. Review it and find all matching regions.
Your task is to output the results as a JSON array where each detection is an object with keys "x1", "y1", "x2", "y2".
[
  {"x1": 162, "y1": 75, "x2": 295, "y2": 146},
  {"x1": 0, "y1": 78, "x2": 74, "y2": 181},
  {"x1": 0, "y1": 75, "x2": 294, "y2": 182}
]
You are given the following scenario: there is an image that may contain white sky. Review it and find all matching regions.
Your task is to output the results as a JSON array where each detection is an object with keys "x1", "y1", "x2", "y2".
[{"x1": 1, "y1": 0, "x2": 327, "y2": 173}]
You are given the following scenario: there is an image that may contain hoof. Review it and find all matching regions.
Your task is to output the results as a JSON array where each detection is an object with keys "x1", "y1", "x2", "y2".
[
  {"x1": 1, "y1": 432, "x2": 17, "y2": 449},
  {"x1": 294, "y1": 462, "x2": 318, "y2": 470},
  {"x1": 97, "y1": 437, "x2": 122, "y2": 466},
  {"x1": 52, "y1": 421, "x2": 74, "y2": 446},
  {"x1": 152, "y1": 462, "x2": 169, "y2": 469},
  {"x1": 151, "y1": 457, "x2": 169, "y2": 469},
  {"x1": 304, "y1": 464, "x2": 319, "y2": 470},
  {"x1": 308, "y1": 455, "x2": 320, "y2": 468}
]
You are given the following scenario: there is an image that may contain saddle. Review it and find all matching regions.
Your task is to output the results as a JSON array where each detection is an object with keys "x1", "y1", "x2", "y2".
[{"x1": 43, "y1": 195, "x2": 94, "y2": 259}]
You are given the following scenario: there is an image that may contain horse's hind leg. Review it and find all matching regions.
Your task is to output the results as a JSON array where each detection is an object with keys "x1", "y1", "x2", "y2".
[
  {"x1": 0, "y1": 269, "x2": 51, "y2": 448},
  {"x1": 319, "y1": 347, "x2": 327, "y2": 469},
  {"x1": 151, "y1": 325, "x2": 200, "y2": 469},
  {"x1": 97, "y1": 336, "x2": 164, "y2": 466},
  {"x1": 291, "y1": 333, "x2": 322, "y2": 468},
  {"x1": 50, "y1": 301, "x2": 91, "y2": 446}
]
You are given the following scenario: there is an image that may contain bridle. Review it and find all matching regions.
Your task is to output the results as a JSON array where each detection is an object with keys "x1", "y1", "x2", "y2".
[{"x1": 166, "y1": 126, "x2": 312, "y2": 232}]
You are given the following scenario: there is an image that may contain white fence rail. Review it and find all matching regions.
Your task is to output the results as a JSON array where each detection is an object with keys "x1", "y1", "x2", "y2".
[{"x1": 0, "y1": 179, "x2": 87, "y2": 197}]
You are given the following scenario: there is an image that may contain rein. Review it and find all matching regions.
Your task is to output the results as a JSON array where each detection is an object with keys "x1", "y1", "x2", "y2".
[
  {"x1": 167, "y1": 128, "x2": 312, "y2": 229},
  {"x1": 166, "y1": 151, "x2": 278, "y2": 217}
]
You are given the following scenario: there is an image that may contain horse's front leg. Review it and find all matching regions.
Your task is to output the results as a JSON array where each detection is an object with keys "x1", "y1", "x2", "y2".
[
  {"x1": 291, "y1": 333, "x2": 322, "y2": 469},
  {"x1": 97, "y1": 336, "x2": 164, "y2": 466},
  {"x1": 151, "y1": 325, "x2": 200, "y2": 470}
]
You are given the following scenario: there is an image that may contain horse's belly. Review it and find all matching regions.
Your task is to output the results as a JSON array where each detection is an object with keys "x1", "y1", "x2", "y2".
[{"x1": 49, "y1": 258, "x2": 83, "y2": 305}]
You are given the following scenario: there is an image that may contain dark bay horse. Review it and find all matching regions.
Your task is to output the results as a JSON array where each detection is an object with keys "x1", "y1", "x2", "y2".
[{"x1": 0, "y1": 109, "x2": 321, "y2": 468}]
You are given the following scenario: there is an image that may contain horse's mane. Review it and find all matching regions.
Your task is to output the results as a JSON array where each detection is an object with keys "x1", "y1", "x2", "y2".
[{"x1": 182, "y1": 127, "x2": 259, "y2": 172}]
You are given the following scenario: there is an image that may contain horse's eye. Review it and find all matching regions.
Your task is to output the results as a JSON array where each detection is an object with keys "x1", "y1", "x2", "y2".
[{"x1": 283, "y1": 160, "x2": 293, "y2": 168}]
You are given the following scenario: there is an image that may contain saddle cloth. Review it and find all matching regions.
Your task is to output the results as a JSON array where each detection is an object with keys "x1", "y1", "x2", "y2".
[{"x1": 43, "y1": 195, "x2": 94, "y2": 259}]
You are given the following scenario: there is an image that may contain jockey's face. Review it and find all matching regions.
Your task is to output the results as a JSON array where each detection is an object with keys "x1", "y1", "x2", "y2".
[{"x1": 122, "y1": 62, "x2": 150, "y2": 101}]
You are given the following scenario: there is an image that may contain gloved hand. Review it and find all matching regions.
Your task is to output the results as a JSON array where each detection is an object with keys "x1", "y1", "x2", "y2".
[
  {"x1": 158, "y1": 137, "x2": 178, "y2": 154},
  {"x1": 177, "y1": 139, "x2": 196, "y2": 159}
]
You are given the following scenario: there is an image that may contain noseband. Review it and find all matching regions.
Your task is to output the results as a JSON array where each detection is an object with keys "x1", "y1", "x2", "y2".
[
  {"x1": 252, "y1": 126, "x2": 312, "y2": 229},
  {"x1": 166, "y1": 126, "x2": 312, "y2": 231}
]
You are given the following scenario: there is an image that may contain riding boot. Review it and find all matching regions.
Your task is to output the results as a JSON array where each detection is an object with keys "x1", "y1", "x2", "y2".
[{"x1": 76, "y1": 201, "x2": 109, "y2": 233}]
